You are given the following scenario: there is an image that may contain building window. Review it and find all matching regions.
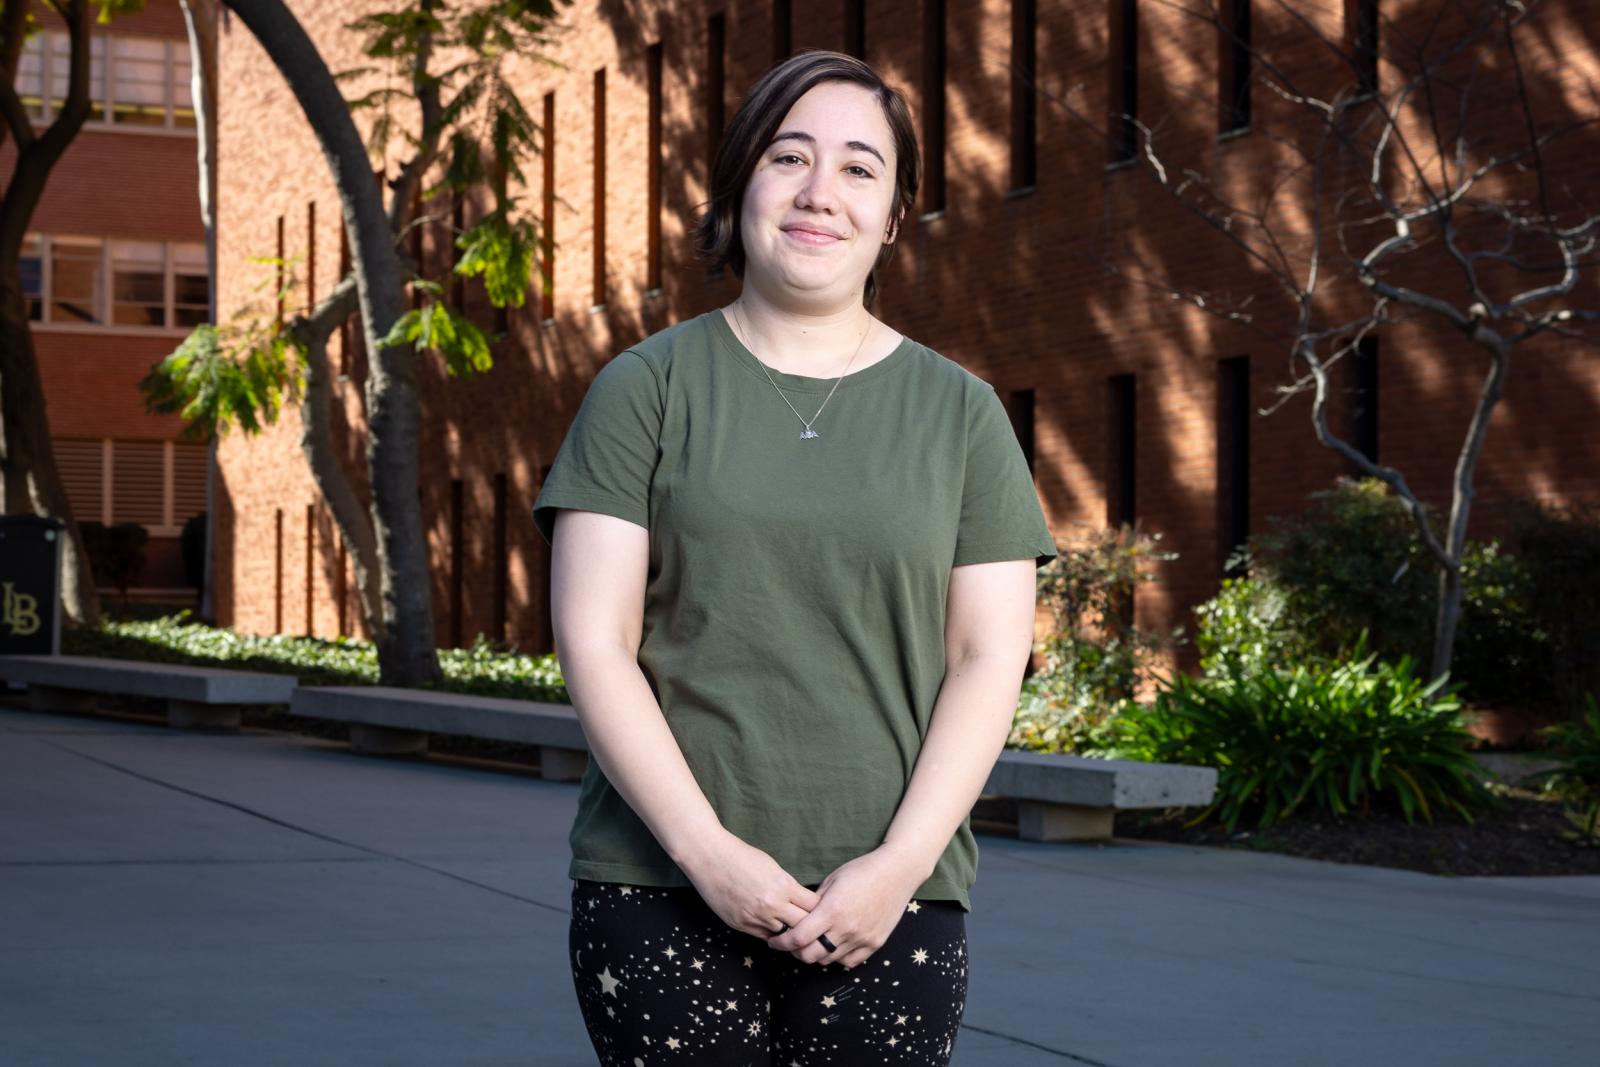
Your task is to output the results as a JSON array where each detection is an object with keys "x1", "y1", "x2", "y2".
[
  {"x1": 111, "y1": 240, "x2": 166, "y2": 326},
  {"x1": 922, "y1": 0, "x2": 947, "y2": 214},
  {"x1": 1216, "y1": 356, "x2": 1251, "y2": 577},
  {"x1": 51, "y1": 237, "x2": 105, "y2": 325},
  {"x1": 1347, "y1": 336, "x2": 1379, "y2": 467},
  {"x1": 21, "y1": 30, "x2": 194, "y2": 132},
  {"x1": 111, "y1": 36, "x2": 168, "y2": 127},
  {"x1": 21, "y1": 236, "x2": 44, "y2": 321},
  {"x1": 1107, "y1": 373, "x2": 1136, "y2": 526},
  {"x1": 646, "y1": 41, "x2": 663, "y2": 291},
  {"x1": 541, "y1": 90, "x2": 556, "y2": 320},
  {"x1": 844, "y1": 0, "x2": 866, "y2": 59},
  {"x1": 18, "y1": 34, "x2": 47, "y2": 121},
  {"x1": 1010, "y1": 0, "x2": 1037, "y2": 192},
  {"x1": 173, "y1": 244, "x2": 209, "y2": 326},
  {"x1": 772, "y1": 0, "x2": 792, "y2": 63},
  {"x1": 593, "y1": 68, "x2": 607, "y2": 308},
  {"x1": 707, "y1": 14, "x2": 726, "y2": 185},
  {"x1": 1351, "y1": 0, "x2": 1379, "y2": 96},
  {"x1": 1109, "y1": 0, "x2": 1139, "y2": 164},
  {"x1": 31, "y1": 235, "x2": 208, "y2": 330},
  {"x1": 1006, "y1": 388, "x2": 1037, "y2": 475},
  {"x1": 1220, "y1": 0, "x2": 1251, "y2": 133}
]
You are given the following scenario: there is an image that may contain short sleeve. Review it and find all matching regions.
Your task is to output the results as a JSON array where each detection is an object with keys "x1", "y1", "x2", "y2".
[
  {"x1": 952, "y1": 384, "x2": 1059, "y2": 569},
  {"x1": 532, "y1": 351, "x2": 663, "y2": 546}
]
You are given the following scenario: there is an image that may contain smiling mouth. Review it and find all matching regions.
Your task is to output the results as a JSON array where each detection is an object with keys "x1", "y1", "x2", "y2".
[{"x1": 783, "y1": 227, "x2": 844, "y2": 244}]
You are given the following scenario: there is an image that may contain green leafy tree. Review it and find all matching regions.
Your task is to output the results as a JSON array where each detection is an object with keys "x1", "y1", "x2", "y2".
[
  {"x1": 1, "y1": 0, "x2": 148, "y2": 629},
  {"x1": 141, "y1": 0, "x2": 568, "y2": 685}
]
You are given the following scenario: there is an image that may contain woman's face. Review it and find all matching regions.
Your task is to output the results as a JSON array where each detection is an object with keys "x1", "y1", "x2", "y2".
[{"x1": 738, "y1": 80, "x2": 900, "y2": 309}]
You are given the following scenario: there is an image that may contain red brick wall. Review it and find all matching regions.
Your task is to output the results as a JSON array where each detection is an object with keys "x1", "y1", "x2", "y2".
[{"x1": 212, "y1": 0, "x2": 1600, "y2": 663}]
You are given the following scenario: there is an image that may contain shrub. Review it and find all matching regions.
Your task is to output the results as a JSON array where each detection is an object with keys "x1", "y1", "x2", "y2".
[
  {"x1": 1011, "y1": 523, "x2": 1181, "y2": 753},
  {"x1": 1219, "y1": 477, "x2": 1546, "y2": 710},
  {"x1": 1095, "y1": 638, "x2": 1501, "y2": 833},
  {"x1": 1508, "y1": 499, "x2": 1600, "y2": 721},
  {"x1": 1529, "y1": 695, "x2": 1600, "y2": 845},
  {"x1": 77, "y1": 521, "x2": 149, "y2": 600},
  {"x1": 1193, "y1": 576, "x2": 1312, "y2": 677},
  {"x1": 1532, "y1": 694, "x2": 1600, "y2": 795}
]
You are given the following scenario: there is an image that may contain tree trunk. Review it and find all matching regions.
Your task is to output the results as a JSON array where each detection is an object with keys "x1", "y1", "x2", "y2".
[
  {"x1": 0, "y1": 287, "x2": 101, "y2": 626},
  {"x1": 0, "y1": 1, "x2": 102, "y2": 627},
  {"x1": 1429, "y1": 340, "x2": 1512, "y2": 681},
  {"x1": 219, "y1": 0, "x2": 440, "y2": 686},
  {"x1": 180, "y1": 0, "x2": 221, "y2": 622},
  {"x1": 287, "y1": 275, "x2": 384, "y2": 637}
]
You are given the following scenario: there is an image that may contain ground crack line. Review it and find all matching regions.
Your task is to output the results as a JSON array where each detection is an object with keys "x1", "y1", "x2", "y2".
[
  {"x1": 38, "y1": 737, "x2": 570, "y2": 917},
  {"x1": 956, "y1": 1022, "x2": 1125, "y2": 1064}
]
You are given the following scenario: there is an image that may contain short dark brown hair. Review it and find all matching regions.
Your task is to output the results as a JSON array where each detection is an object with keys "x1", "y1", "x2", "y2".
[{"x1": 693, "y1": 49, "x2": 920, "y2": 311}]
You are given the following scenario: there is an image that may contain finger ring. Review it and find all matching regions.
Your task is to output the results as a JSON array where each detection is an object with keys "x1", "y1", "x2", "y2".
[
  {"x1": 817, "y1": 933, "x2": 836, "y2": 952},
  {"x1": 774, "y1": 921, "x2": 789, "y2": 934}
]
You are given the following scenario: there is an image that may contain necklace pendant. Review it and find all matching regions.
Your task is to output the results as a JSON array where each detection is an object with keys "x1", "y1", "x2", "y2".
[{"x1": 799, "y1": 429, "x2": 820, "y2": 440}]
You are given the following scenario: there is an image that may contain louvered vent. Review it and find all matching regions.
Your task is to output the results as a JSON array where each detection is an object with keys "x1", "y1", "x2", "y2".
[
  {"x1": 53, "y1": 438, "x2": 104, "y2": 523},
  {"x1": 113, "y1": 440, "x2": 165, "y2": 526},
  {"x1": 172, "y1": 442, "x2": 208, "y2": 523}
]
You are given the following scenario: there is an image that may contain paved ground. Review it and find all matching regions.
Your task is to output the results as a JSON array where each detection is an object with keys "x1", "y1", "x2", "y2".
[{"x1": 3, "y1": 701, "x2": 1598, "y2": 1066}]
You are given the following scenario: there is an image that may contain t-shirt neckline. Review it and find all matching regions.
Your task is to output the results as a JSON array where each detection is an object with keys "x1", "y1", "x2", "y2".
[{"x1": 706, "y1": 307, "x2": 915, "y2": 393}]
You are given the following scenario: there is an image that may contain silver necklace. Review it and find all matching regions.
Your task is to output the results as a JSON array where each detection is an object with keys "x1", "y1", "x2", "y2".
[{"x1": 731, "y1": 301, "x2": 869, "y2": 440}]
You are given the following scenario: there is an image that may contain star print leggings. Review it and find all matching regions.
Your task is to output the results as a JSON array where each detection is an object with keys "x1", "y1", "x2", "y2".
[{"x1": 569, "y1": 879, "x2": 968, "y2": 1066}]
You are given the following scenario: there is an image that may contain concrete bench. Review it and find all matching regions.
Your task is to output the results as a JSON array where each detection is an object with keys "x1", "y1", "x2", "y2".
[
  {"x1": 985, "y1": 750, "x2": 1218, "y2": 842},
  {"x1": 292, "y1": 685, "x2": 1217, "y2": 839},
  {"x1": 291, "y1": 686, "x2": 589, "y2": 781},
  {"x1": 0, "y1": 653, "x2": 299, "y2": 729}
]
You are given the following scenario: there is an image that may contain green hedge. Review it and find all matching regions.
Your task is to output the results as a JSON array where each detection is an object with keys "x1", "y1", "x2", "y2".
[{"x1": 64, "y1": 610, "x2": 568, "y2": 703}]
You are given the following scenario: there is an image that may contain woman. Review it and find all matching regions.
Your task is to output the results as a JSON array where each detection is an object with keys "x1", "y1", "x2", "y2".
[{"x1": 533, "y1": 49, "x2": 1057, "y2": 1066}]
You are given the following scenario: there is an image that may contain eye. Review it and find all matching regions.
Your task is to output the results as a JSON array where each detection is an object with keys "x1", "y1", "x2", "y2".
[
  {"x1": 774, "y1": 152, "x2": 806, "y2": 166},
  {"x1": 847, "y1": 165, "x2": 875, "y2": 179}
]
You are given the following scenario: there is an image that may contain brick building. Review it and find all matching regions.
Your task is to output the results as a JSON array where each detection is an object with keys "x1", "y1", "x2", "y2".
[
  {"x1": 6, "y1": 0, "x2": 209, "y2": 599},
  {"x1": 210, "y1": 0, "x2": 1599, "y2": 657}
]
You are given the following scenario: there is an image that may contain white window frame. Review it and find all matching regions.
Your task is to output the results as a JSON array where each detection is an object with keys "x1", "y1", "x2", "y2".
[
  {"x1": 28, "y1": 29, "x2": 195, "y2": 137},
  {"x1": 30, "y1": 233, "x2": 206, "y2": 336}
]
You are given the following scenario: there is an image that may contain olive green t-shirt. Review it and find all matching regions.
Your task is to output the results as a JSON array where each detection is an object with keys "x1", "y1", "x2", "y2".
[{"x1": 532, "y1": 308, "x2": 1057, "y2": 910}]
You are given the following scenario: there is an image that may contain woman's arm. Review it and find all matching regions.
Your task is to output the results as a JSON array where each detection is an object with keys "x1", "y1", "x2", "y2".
[
  {"x1": 766, "y1": 556, "x2": 1039, "y2": 967},
  {"x1": 550, "y1": 508, "x2": 823, "y2": 937},
  {"x1": 549, "y1": 508, "x2": 727, "y2": 870},
  {"x1": 878, "y1": 557, "x2": 1040, "y2": 881}
]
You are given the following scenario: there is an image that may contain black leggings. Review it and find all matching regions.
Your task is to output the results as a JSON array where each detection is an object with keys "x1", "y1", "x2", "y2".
[{"x1": 569, "y1": 879, "x2": 968, "y2": 1066}]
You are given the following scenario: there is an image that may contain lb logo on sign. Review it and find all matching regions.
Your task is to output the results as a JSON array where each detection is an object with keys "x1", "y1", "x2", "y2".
[{"x1": 2, "y1": 581, "x2": 41, "y2": 637}]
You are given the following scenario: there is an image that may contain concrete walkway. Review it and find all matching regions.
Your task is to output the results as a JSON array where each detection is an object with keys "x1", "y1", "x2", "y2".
[{"x1": 3, "y1": 702, "x2": 1597, "y2": 1066}]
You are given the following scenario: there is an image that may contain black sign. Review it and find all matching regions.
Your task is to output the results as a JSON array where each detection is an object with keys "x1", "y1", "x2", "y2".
[{"x1": 1, "y1": 515, "x2": 64, "y2": 655}]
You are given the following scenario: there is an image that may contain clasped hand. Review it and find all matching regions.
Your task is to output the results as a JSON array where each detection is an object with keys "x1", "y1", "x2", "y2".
[
  {"x1": 764, "y1": 845, "x2": 924, "y2": 969},
  {"x1": 685, "y1": 832, "x2": 925, "y2": 970}
]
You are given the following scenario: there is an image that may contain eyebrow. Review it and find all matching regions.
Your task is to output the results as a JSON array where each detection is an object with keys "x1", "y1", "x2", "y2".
[{"x1": 767, "y1": 130, "x2": 886, "y2": 169}]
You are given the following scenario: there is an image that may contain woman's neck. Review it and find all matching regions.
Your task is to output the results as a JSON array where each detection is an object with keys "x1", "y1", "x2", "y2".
[{"x1": 724, "y1": 290, "x2": 886, "y2": 376}]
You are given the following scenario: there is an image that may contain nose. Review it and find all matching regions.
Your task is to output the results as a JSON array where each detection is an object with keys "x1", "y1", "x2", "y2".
[{"x1": 794, "y1": 161, "x2": 840, "y2": 213}]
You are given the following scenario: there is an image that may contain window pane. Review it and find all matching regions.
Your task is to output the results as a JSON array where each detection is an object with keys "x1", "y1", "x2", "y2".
[
  {"x1": 50, "y1": 33, "x2": 107, "y2": 117},
  {"x1": 111, "y1": 37, "x2": 167, "y2": 127},
  {"x1": 21, "y1": 236, "x2": 43, "y2": 322},
  {"x1": 111, "y1": 239, "x2": 165, "y2": 326},
  {"x1": 18, "y1": 36, "x2": 45, "y2": 120},
  {"x1": 51, "y1": 238, "x2": 104, "y2": 324},
  {"x1": 172, "y1": 50, "x2": 196, "y2": 127},
  {"x1": 173, "y1": 242, "x2": 209, "y2": 325}
]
